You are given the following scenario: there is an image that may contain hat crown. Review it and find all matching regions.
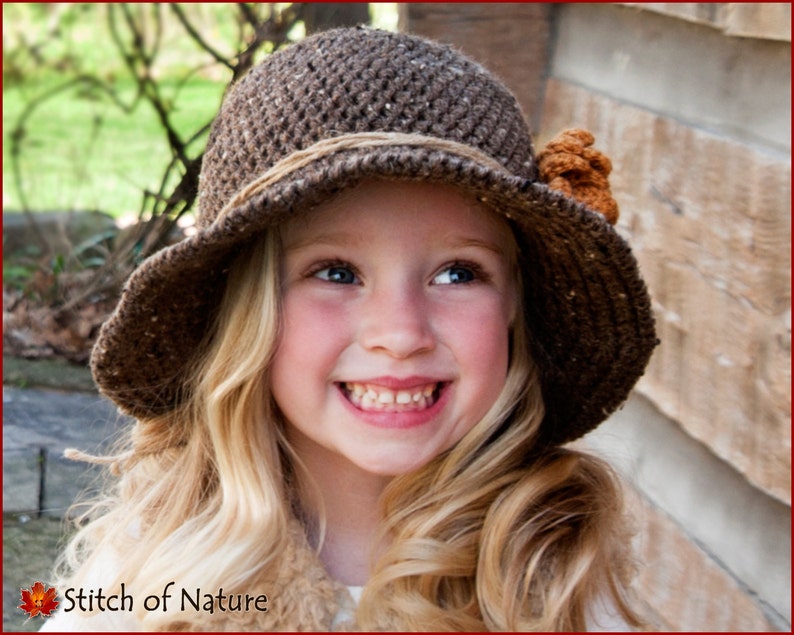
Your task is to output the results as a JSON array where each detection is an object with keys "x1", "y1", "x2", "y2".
[{"x1": 198, "y1": 27, "x2": 537, "y2": 226}]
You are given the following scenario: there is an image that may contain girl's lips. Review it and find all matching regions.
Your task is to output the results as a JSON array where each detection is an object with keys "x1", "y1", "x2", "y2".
[{"x1": 335, "y1": 380, "x2": 451, "y2": 429}]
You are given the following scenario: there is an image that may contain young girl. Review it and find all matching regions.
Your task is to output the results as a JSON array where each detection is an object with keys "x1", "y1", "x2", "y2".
[{"x1": 45, "y1": 26, "x2": 657, "y2": 631}]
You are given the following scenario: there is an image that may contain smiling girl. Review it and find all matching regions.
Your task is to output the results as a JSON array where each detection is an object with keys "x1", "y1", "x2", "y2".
[{"x1": 46, "y1": 27, "x2": 657, "y2": 631}]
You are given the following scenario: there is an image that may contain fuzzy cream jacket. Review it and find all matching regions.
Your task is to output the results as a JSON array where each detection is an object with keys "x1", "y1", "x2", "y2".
[{"x1": 40, "y1": 521, "x2": 357, "y2": 632}]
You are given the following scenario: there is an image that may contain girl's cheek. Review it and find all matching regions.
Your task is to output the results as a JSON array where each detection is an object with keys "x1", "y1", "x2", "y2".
[
  {"x1": 283, "y1": 292, "x2": 355, "y2": 338},
  {"x1": 438, "y1": 291, "x2": 513, "y2": 328},
  {"x1": 436, "y1": 297, "x2": 512, "y2": 353}
]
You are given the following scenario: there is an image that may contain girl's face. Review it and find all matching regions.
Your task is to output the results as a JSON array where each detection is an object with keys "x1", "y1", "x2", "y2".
[{"x1": 271, "y1": 179, "x2": 517, "y2": 477}]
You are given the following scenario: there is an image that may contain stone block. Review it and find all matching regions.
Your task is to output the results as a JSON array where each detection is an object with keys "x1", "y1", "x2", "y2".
[
  {"x1": 3, "y1": 449, "x2": 39, "y2": 513},
  {"x1": 630, "y1": 493, "x2": 785, "y2": 631},
  {"x1": 1, "y1": 446, "x2": 104, "y2": 517},
  {"x1": 542, "y1": 79, "x2": 791, "y2": 503},
  {"x1": 620, "y1": 3, "x2": 792, "y2": 42},
  {"x1": 724, "y1": 3, "x2": 792, "y2": 41},
  {"x1": 551, "y1": 3, "x2": 791, "y2": 152},
  {"x1": 619, "y1": 3, "x2": 728, "y2": 30},
  {"x1": 2, "y1": 386, "x2": 127, "y2": 516},
  {"x1": 40, "y1": 453, "x2": 105, "y2": 518},
  {"x1": 581, "y1": 394, "x2": 791, "y2": 625}
]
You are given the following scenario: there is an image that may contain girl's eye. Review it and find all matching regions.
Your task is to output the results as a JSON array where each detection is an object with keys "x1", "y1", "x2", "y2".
[
  {"x1": 313, "y1": 265, "x2": 359, "y2": 285},
  {"x1": 433, "y1": 264, "x2": 478, "y2": 285}
]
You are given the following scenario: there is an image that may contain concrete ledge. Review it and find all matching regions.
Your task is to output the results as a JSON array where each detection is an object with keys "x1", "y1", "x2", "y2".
[
  {"x1": 629, "y1": 491, "x2": 783, "y2": 631},
  {"x1": 3, "y1": 355, "x2": 96, "y2": 393},
  {"x1": 2, "y1": 386, "x2": 128, "y2": 517},
  {"x1": 3, "y1": 449, "x2": 105, "y2": 518}
]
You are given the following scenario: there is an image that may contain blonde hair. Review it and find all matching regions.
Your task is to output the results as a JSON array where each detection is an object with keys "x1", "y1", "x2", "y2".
[{"x1": 55, "y1": 220, "x2": 642, "y2": 631}]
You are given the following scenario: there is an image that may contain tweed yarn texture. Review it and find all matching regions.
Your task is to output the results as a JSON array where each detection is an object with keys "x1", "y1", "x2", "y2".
[{"x1": 90, "y1": 26, "x2": 657, "y2": 446}]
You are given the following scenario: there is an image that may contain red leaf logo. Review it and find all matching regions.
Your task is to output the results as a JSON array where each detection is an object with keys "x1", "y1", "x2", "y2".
[{"x1": 19, "y1": 581, "x2": 59, "y2": 618}]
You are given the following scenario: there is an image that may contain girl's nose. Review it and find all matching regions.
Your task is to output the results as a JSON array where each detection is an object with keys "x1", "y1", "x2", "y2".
[{"x1": 358, "y1": 285, "x2": 436, "y2": 359}]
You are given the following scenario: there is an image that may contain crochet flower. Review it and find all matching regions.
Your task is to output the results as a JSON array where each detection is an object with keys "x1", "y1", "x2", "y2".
[{"x1": 537, "y1": 128, "x2": 620, "y2": 225}]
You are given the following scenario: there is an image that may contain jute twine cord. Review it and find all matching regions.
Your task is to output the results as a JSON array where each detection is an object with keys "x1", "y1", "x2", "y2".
[
  {"x1": 216, "y1": 132, "x2": 509, "y2": 225},
  {"x1": 217, "y1": 130, "x2": 618, "y2": 225}
]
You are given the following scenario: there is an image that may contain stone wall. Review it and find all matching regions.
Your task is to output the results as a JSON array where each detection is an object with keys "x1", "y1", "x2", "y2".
[{"x1": 400, "y1": 3, "x2": 791, "y2": 631}]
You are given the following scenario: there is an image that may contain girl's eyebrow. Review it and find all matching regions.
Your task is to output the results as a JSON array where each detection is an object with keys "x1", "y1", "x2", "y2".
[
  {"x1": 286, "y1": 233, "x2": 507, "y2": 257},
  {"x1": 283, "y1": 230, "x2": 367, "y2": 252},
  {"x1": 444, "y1": 236, "x2": 507, "y2": 257},
  {"x1": 285, "y1": 232, "x2": 509, "y2": 259}
]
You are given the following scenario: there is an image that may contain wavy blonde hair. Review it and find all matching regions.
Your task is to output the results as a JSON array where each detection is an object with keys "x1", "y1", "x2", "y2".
[{"x1": 55, "y1": 214, "x2": 642, "y2": 631}]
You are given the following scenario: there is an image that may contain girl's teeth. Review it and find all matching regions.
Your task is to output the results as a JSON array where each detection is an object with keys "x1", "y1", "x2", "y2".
[
  {"x1": 344, "y1": 382, "x2": 439, "y2": 412},
  {"x1": 378, "y1": 391, "x2": 395, "y2": 405}
]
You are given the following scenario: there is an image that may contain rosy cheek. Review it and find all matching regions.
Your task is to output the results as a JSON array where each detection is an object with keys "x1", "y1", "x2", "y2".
[
  {"x1": 438, "y1": 300, "x2": 511, "y2": 364},
  {"x1": 282, "y1": 294, "x2": 352, "y2": 348}
]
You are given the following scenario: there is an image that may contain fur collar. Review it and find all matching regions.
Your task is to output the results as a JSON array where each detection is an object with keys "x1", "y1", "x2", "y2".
[{"x1": 187, "y1": 520, "x2": 358, "y2": 631}]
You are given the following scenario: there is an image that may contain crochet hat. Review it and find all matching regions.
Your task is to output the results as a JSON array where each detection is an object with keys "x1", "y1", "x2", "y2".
[{"x1": 91, "y1": 27, "x2": 657, "y2": 446}]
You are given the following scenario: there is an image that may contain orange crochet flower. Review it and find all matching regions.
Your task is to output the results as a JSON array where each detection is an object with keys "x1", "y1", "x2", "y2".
[{"x1": 537, "y1": 128, "x2": 620, "y2": 225}]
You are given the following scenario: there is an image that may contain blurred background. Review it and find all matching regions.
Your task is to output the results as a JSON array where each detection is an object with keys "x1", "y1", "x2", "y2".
[{"x1": 3, "y1": 3, "x2": 790, "y2": 631}]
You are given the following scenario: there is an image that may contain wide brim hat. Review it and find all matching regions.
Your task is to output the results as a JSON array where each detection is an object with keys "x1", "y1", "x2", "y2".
[{"x1": 91, "y1": 27, "x2": 657, "y2": 446}]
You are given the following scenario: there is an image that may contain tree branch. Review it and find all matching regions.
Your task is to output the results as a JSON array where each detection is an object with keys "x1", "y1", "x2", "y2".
[{"x1": 169, "y1": 3, "x2": 235, "y2": 69}]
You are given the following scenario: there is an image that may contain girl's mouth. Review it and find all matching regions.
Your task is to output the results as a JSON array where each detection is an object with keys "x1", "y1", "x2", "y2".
[{"x1": 339, "y1": 382, "x2": 444, "y2": 413}]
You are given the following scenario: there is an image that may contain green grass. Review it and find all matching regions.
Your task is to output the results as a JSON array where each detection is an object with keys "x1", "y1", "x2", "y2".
[
  {"x1": 3, "y1": 75, "x2": 226, "y2": 219},
  {"x1": 2, "y1": 3, "x2": 245, "y2": 219}
]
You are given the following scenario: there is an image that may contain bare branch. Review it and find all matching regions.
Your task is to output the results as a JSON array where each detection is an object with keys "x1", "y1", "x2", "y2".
[
  {"x1": 7, "y1": 73, "x2": 138, "y2": 258},
  {"x1": 169, "y1": 3, "x2": 235, "y2": 69}
]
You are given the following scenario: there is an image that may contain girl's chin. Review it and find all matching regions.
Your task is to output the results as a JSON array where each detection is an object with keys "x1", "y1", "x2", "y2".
[{"x1": 346, "y1": 452, "x2": 435, "y2": 478}]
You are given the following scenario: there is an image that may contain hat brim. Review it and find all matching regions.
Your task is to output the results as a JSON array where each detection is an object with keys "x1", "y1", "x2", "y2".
[{"x1": 90, "y1": 144, "x2": 656, "y2": 445}]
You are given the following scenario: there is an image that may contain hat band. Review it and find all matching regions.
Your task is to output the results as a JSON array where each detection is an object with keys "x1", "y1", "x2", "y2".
[{"x1": 214, "y1": 132, "x2": 512, "y2": 225}]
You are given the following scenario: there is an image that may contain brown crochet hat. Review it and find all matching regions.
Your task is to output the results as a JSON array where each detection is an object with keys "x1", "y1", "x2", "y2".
[{"x1": 91, "y1": 26, "x2": 657, "y2": 446}]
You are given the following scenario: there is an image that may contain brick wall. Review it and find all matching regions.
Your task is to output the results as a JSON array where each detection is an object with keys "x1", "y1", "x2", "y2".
[{"x1": 400, "y1": 3, "x2": 791, "y2": 630}]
